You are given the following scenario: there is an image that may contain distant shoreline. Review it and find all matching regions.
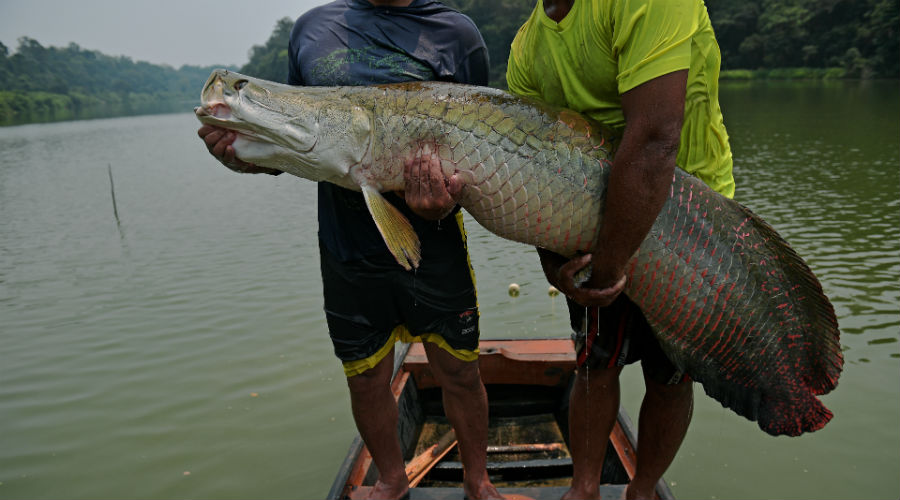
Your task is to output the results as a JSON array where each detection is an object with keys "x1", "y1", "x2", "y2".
[
  {"x1": 3, "y1": 72, "x2": 894, "y2": 128},
  {"x1": 720, "y1": 67, "x2": 852, "y2": 80},
  {"x1": 0, "y1": 91, "x2": 194, "y2": 127}
]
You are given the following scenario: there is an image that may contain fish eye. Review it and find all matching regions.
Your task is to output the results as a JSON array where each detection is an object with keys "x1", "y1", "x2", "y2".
[{"x1": 233, "y1": 80, "x2": 248, "y2": 91}]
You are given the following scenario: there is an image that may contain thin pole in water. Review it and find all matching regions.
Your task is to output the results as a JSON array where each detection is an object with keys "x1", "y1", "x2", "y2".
[{"x1": 108, "y1": 163, "x2": 120, "y2": 224}]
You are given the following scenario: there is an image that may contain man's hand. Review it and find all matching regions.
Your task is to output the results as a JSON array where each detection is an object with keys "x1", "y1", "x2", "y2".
[
  {"x1": 402, "y1": 144, "x2": 462, "y2": 220},
  {"x1": 197, "y1": 125, "x2": 281, "y2": 175},
  {"x1": 537, "y1": 248, "x2": 626, "y2": 308}
]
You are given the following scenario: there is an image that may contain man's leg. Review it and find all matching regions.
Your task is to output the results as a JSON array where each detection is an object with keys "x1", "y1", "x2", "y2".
[
  {"x1": 346, "y1": 347, "x2": 409, "y2": 500},
  {"x1": 422, "y1": 343, "x2": 503, "y2": 500},
  {"x1": 625, "y1": 373, "x2": 693, "y2": 500},
  {"x1": 561, "y1": 364, "x2": 623, "y2": 500}
]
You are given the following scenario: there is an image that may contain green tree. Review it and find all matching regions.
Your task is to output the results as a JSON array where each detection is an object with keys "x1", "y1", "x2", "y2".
[
  {"x1": 237, "y1": 1, "x2": 898, "y2": 85},
  {"x1": 0, "y1": 36, "x2": 234, "y2": 125},
  {"x1": 706, "y1": 0, "x2": 898, "y2": 77},
  {"x1": 442, "y1": 0, "x2": 535, "y2": 88},
  {"x1": 240, "y1": 17, "x2": 295, "y2": 83},
  {"x1": 5, "y1": 0, "x2": 898, "y2": 126},
  {"x1": 853, "y1": 0, "x2": 900, "y2": 77}
]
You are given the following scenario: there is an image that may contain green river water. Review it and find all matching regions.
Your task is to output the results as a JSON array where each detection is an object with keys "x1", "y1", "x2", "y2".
[{"x1": 1, "y1": 80, "x2": 898, "y2": 499}]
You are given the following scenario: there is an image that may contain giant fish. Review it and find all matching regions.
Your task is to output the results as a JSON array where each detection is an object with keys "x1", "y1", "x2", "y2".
[{"x1": 195, "y1": 69, "x2": 842, "y2": 437}]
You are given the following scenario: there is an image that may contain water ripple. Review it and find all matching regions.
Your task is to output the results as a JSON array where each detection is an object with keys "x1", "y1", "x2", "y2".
[{"x1": 1, "y1": 82, "x2": 898, "y2": 500}]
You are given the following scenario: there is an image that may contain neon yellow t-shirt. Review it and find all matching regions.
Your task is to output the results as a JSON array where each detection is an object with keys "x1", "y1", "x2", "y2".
[{"x1": 507, "y1": 0, "x2": 735, "y2": 198}]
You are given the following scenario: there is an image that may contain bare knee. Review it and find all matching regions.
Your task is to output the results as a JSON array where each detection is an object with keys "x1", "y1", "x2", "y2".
[
  {"x1": 573, "y1": 364, "x2": 622, "y2": 391},
  {"x1": 644, "y1": 375, "x2": 693, "y2": 408},
  {"x1": 438, "y1": 359, "x2": 481, "y2": 395},
  {"x1": 423, "y1": 344, "x2": 481, "y2": 394},
  {"x1": 346, "y1": 357, "x2": 393, "y2": 394}
]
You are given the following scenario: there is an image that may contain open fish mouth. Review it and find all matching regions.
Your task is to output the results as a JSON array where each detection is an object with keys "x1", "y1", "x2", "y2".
[
  {"x1": 194, "y1": 102, "x2": 234, "y2": 124},
  {"x1": 195, "y1": 70, "x2": 244, "y2": 126}
]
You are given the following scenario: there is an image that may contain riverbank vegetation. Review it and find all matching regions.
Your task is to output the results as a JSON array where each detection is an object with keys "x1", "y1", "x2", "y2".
[
  {"x1": 448, "y1": 0, "x2": 899, "y2": 86},
  {"x1": 219, "y1": 0, "x2": 899, "y2": 90},
  {"x1": 0, "y1": 38, "x2": 233, "y2": 126},
  {"x1": 2, "y1": 0, "x2": 896, "y2": 125}
]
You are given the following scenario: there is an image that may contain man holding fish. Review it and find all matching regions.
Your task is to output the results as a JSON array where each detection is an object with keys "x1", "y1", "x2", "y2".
[
  {"x1": 506, "y1": 0, "x2": 735, "y2": 498},
  {"x1": 196, "y1": 0, "x2": 843, "y2": 499},
  {"x1": 198, "y1": 1, "x2": 502, "y2": 499}
]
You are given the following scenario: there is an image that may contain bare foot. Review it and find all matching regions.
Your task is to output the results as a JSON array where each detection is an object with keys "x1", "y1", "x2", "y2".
[
  {"x1": 623, "y1": 483, "x2": 656, "y2": 500},
  {"x1": 560, "y1": 485, "x2": 602, "y2": 500},
  {"x1": 365, "y1": 478, "x2": 409, "y2": 500},
  {"x1": 464, "y1": 480, "x2": 505, "y2": 500}
]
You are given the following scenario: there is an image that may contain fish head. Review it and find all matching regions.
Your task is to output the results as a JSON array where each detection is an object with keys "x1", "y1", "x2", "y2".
[{"x1": 195, "y1": 69, "x2": 371, "y2": 187}]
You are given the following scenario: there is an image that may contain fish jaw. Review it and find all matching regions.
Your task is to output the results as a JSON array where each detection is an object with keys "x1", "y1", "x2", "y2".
[
  {"x1": 194, "y1": 69, "x2": 372, "y2": 189},
  {"x1": 194, "y1": 70, "x2": 256, "y2": 135}
]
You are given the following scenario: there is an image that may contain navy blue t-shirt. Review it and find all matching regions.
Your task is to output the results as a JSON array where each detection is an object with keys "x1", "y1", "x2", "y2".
[{"x1": 287, "y1": 0, "x2": 490, "y2": 261}]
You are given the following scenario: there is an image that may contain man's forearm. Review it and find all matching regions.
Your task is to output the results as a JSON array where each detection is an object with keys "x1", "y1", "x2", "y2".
[
  {"x1": 588, "y1": 70, "x2": 687, "y2": 289},
  {"x1": 589, "y1": 136, "x2": 677, "y2": 286}
]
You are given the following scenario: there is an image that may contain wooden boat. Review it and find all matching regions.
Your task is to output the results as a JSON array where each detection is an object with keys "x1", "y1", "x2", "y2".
[{"x1": 327, "y1": 338, "x2": 675, "y2": 500}]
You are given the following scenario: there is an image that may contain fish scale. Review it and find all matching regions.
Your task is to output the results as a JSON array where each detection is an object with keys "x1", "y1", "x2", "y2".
[{"x1": 196, "y1": 69, "x2": 843, "y2": 437}]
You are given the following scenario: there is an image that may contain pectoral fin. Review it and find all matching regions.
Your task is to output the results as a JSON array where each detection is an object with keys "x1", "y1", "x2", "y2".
[{"x1": 361, "y1": 185, "x2": 421, "y2": 270}]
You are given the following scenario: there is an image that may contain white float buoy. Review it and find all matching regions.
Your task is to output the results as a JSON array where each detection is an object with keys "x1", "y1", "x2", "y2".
[
  {"x1": 508, "y1": 283, "x2": 520, "y2": 297},
  {"x1": 548, "y1": 285, "x2": 560, "y2": 297}
]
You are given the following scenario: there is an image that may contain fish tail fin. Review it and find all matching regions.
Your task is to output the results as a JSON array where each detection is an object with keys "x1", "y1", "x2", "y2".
[
  {"x1": 735, "y1": 203, "x2": 844, "y2": 394},
  {"x1": 699, "y1": 375, "x2": 834, "y2": 437},
  {"x1": 648, "y1": 186, "x2": 844, "y2": 437},
  {"x1": 758, "y1": 387, "x2": 834, "y2": 437},
  {"x1": 698, "y1": 204, "x2": 843, "y2": 435}
]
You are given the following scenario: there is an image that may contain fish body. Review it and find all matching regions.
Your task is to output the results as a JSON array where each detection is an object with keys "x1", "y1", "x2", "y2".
[{"x1": 196, "y1": 69, "x2": 842, "y2": 436}]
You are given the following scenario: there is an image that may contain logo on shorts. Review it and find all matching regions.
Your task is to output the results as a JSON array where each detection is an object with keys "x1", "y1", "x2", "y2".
[{"x1": 458, "y1": 309, "x2": 477, "y2": 336}]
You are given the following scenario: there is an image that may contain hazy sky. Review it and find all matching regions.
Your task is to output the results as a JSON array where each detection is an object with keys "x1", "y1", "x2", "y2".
[{"x1": 0, "y1": 0, "x2": 326, "y2": 68}]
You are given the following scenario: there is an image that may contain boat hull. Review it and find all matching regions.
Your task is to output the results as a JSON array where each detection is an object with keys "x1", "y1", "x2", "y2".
[{"x1": 327, "y1": 338, "x2": 674, "y2": 500}]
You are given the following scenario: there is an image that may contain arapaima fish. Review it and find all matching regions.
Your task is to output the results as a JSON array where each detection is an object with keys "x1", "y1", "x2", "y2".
[{"x1": 195, "y1": 69, "x2": 843, "y2": 436}]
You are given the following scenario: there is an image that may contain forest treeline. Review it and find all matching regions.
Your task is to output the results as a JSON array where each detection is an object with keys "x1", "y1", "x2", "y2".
[
  {"x1": 454, "y1": 0, "x2": 899, "y2": 85},
  {"x1": 2, "y1": 0, "x2": 897, "y2": 125},
  {"x1": 239, "y1": 0, "x2": 899, "y2": 87},
  {"x1": 0, "y1": 38, "x2": 235, "y2": 125}
]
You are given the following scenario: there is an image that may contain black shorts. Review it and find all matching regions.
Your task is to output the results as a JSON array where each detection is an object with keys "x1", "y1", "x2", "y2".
[
  {"x1": 568, "y1": 294, "x2": 685, "y2": 385},
  {"x1": 319, "y1": 226, "x2": 479, "y2": 377}
]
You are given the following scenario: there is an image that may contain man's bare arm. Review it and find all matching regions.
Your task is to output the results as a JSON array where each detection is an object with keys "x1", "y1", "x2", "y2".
[{"x1": 554, "y1": 69, "x2": 688, "y2": 307}]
